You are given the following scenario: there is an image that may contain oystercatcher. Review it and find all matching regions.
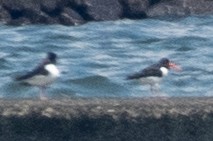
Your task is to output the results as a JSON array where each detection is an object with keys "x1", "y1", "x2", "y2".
[
  {"x1": 126, "y1": 58, "x2": 181, "y2": 94},
  {"x1": 15, "y1": 52, "x2": 60, "y2": 100}
]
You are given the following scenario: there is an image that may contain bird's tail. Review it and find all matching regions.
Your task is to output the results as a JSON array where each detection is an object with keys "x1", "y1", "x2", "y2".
[
  {"x1": 126, "y1": 74, "x2": 137, "y2": 80},
  {"x1": 126, "y1": 72, "x2": 142, "y2": 80}
]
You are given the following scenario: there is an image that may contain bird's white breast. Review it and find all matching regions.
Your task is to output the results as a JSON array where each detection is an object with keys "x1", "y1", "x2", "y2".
[
  {"x1": 45, "y1": 64, "x2": 60, "y2": 77},
  {"x1": 160, "y1": 67, "x2": 168, "y2": 76}
]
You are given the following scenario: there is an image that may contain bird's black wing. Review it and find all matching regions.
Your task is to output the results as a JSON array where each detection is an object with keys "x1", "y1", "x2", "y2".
[
  {"x1": 126, "y1": 66, "x2": 162, "y2": 80},
  {"x1": 15, "y1": 65, "x2": 49, "y2": 81}
]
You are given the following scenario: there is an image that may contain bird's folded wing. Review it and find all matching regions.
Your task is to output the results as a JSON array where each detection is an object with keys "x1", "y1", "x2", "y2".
[
  {"x1": 126, "y1": 68, "x2": 162, "y2": 80},
  {"x1": 15, "y1": 66, "x2": 48, "y2": 81}
]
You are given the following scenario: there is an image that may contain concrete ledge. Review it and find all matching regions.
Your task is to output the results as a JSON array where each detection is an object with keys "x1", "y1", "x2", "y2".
[{"x1": 0, "y1": 97, "x2": 213, "y2": 141}]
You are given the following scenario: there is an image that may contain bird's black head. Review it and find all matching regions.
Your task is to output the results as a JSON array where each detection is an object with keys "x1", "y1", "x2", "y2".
[
  {"x1": 159, "y1": 58, "x2": 181, "y2": 71},
  {"x1": 47, "y1": 52, "x2": 57, "y2": 64},
  {"x1": 159, "y1": 58, "x2": 170, "y2": 69}
]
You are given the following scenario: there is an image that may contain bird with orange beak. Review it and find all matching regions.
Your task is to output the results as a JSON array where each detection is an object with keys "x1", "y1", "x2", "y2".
[{"x1": 126, "y1": 58, "x2": 181, "y2": 94}]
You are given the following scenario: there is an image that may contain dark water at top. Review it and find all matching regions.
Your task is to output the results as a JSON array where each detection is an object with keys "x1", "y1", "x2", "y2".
[{"x1": 0, "y1": 15, "x2": 212, "y2": 99}]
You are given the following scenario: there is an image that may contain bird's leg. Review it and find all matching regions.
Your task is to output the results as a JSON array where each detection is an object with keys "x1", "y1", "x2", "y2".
[
  {"x1": 150, "y1": 84, "x2": 168, "y2": 98},
  {"x1": 39, "y1": 86, "x2": 48, "y2": 100},
  {"x1": 154, "y1": 84, "x2": 160, "y2": 93},
  {"x1": 150, "y1": 85, "x2": 156, "y2": 96},
  {"x1": 150, "y1": 84, "x2": 160, "y2": 96}
]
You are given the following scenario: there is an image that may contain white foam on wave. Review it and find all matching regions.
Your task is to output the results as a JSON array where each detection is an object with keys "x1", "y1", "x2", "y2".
[
  {"x1": 67, "y1": 41, "x2": 94, "y2": 49},
  {"x1": 0, "y1": 27, "x2": 29, "y2": 43},
  {"x1": 142, "y1": 23, "x2": 193, "y2": 39},
  {"x1": 0, "y1": 52, "x2": 9, "y2": 59}
]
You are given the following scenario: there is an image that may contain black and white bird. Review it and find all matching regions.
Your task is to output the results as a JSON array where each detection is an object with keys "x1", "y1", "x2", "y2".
[
  {"x1": 15, "y1": 52, "x2": 60, "y2": 100},
  {"x1": 126, "y1": 58, "x2": 181, "y2": 94}
]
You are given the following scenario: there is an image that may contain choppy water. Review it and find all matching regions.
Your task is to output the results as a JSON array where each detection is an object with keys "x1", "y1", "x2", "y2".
[{"x1": 0, "y1": 15, "x2": 212, "y2": 99}]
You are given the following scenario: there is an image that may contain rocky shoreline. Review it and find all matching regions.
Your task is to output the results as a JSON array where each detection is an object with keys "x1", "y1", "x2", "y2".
[
  {"x1": 0, "y1": 97, "x2": 213, "y2": 141},
  {"x1": 0, "y1": 0, "x2": 213, "y2": 25}
]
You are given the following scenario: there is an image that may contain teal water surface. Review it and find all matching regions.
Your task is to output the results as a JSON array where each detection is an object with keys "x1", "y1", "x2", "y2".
[{"x1": 0, "y1": 15, "x2": 212, "y2": 98}]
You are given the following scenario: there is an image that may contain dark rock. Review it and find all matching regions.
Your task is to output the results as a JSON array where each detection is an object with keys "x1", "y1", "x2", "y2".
[
  {"x1": 147, "y1": 0, "x2": 213, "y2": 17},
  {"x1": 0, "y1": 5, "x2": 10, "y2": 23},
  {"x1": 0, "y1": 0, "x2": 213, "y2": 25},
  {"x1": 147, "y1": 0, "x2": 188, "y2": 17},
  {"x1": 73, "y1": 0, "x2": 123, "y2": 21},
  {"x1": 40, "y1": 0, "x2": 62, "y2": 17},
  {"x1": 183, "y1": 0, "x2": 213, "y2": 14},
  {"x1": 1, "y1": 0, "x2": 40, "y2": 12},
  {"x1": 149, "y1": 0, "x2": 161, "y2": 5},
  {"x1": 26, "y1": 11, "x2": 50, "y2": 24},
  {"x1": 1, "y1": 0, "x2": 41, "y2": 25},
  {"x1": 120, "y1": 0, "x2": 149, "y2": 19},
  {"x1": 59, "y1": 7, "x2": 85, "y2": 25},
  {"x1": 7, "y1": 17, "x2": 31, "y2": 25}
]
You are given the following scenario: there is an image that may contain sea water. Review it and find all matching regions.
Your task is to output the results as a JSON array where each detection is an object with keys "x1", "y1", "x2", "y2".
[{"x1": 0, "y1": 15, "x2": 212, "y2": 98}]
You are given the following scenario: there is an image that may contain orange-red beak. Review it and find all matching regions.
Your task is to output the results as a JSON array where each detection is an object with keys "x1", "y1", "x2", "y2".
[{"x1": 169, "y1": 62, "x2": 182, "y2": 71}]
